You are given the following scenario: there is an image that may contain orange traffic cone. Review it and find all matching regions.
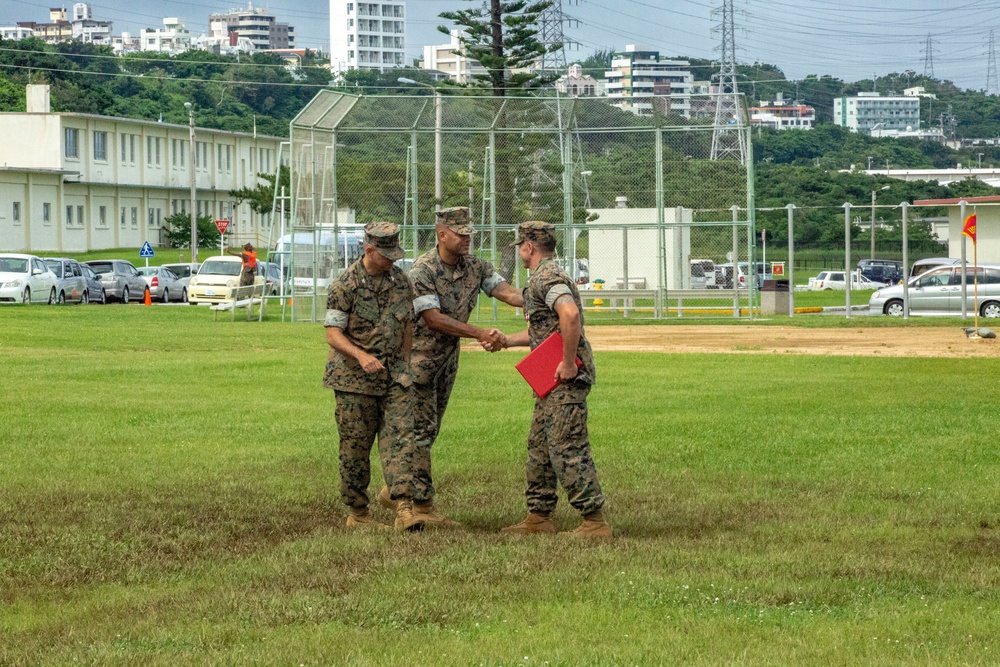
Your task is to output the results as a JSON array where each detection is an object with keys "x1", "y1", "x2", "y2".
[{"x1": 144, "y1": 289, "x2": 152, "y2": 306}]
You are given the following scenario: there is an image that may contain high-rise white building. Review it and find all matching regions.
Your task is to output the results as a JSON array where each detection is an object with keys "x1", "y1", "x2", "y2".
[
  {"x1": 208, "y1": 5, "x2": 295, "y2": 51},
  {"x1": 833, "y1": 92, "x2": 920, "y2": 135},
  {"x1": 330, "y1": 1, "x2": 406, "y2": 74},
  {"x1": 603, "y1": 45, "x2": 693, "y2": 117}
]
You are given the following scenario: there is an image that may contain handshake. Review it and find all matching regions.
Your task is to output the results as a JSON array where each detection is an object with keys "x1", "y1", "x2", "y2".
[{"x1": 478, "y1": 328, "x2": 507, "y2": 352}]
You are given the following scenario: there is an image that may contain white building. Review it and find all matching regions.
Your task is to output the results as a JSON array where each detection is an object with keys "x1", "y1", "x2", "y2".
[
  {"x1": 604, "y1": 45, "x2": 693, "y2": 117},
  {"x1": 833, "y1": 92, "x2": 920, "y2": 135},
  {"x1": 330, "y1": 0, "x2": 406, "y2": 74},
  {"x1": 555, "y1": 64, "x2": 604, "y2": 97},
  {"x1": 0, "y1": 86, "x2": 282, "y2": 253},
  {"x1": 69, "y1": 3, "x2": 112, "y2": 44},
  {"x1": 209, "y1": 5, "x2": 295, "y2": 51},
  {"x1": 421, "y1": 29, "x2": 484, "y2": 84},
  {"x1": 749, "y1": 93, "x2": 815, "y2": 131},
  {"x1": 141, "y1": 18, "x2": 192, "y2": 54},
  {"x1": 0, "y1": 26, "x2": 34, "y2": 41}
]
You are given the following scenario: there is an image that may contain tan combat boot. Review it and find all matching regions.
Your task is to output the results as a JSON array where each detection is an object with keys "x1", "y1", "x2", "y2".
[
  {"x1": 565, "y1": 509, "x2": 612, "y2": 539},
  {"x1": 378, "y1": 485, "x2": 398, "y2": 511},
  {"x1": 500, "y1": 512, "x2": 557, "y2": 535},
  {"x1": 394, "y1": 499, "x2": 426, "y2": 532},
  {"x1": 414, "y1": 500, "x2": 459, "y2": 528},
  {"x1": 345, "y1": 507, "x2": 390, "y2": 530}
]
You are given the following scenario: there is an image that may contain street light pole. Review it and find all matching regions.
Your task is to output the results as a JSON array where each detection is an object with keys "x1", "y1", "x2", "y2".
[
  {"x1": 184, "y1": 102, "x2": 197, "y2": 263},
  {"x1": 398, "y1": 77, "x2": 441, "y2": 210}
]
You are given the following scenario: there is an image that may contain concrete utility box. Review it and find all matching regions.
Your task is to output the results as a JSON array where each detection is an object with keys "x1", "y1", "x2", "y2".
[{"x1": 760, "y1": 279, "x2": 789, "y2": 315}]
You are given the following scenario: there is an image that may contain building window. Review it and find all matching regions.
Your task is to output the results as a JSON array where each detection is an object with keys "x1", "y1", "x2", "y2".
[
  {"x1": 77, "y1": 205, "x2": 84, "y2": 226},
  {"x1": 99, "y1": 205, "x2": 107, "y2": 227},
  {"x1": 121, "y1": 133, "x2": 128, "y2": 163},
  {"x1": 149, "y1": 208, "x2": 155, "y2": 226},
  {"x1": 226, "y1": 145, "x2": 231, "y2": 171},
  {"x1": 131, "y1": 207, "x2": 138, "y2": 228},
  {"x1": 155, "y1": 137, "x2": 161, "y2": 165},
  {"x1": 130, "y1": 135, "x2": 136, "y2": 163},
  {"x1": 172, "y1": 139, "x2": 178, "y2": 166},
  {"x1": 157, "y1": 208, "x2": 162, "y2": 226},
  {"x1": 121, "y1": 207, "x2": 126, "y2": 228},
  {"x1": 347, "y1": 2, "x2": 353, "y2": 10},
  {"x1": 66, "y1": 205, "x2": 74, "y2": 227},
  {"x1": 94, "y1": 131, "x2": 108, "y2": 161},
  {"x1": 43, "y1": 203, "x2": 51, "y2": 224},
  {"x1": 12, "y1": 202, "x2": 20, "y2": 224},
  {"x1": 64, "y1": 128, "x2": 79, "y2": 159}
]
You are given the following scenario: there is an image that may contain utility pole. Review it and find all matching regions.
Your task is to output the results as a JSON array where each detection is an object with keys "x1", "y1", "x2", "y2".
[
  {"x1": 184, "y1": 102, "x2": 197, "y2": 263},
  {"x1": 710, "y1": 0, "x2": 746, "y2": 164},
  {"x1": 988, "y1": 28, "x2": 999, "y2": 95}
]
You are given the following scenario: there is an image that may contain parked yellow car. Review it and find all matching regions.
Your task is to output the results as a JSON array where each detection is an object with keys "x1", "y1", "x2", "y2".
[{"x1": 187, "y1": 256, "x2": 262, "y2": 305}]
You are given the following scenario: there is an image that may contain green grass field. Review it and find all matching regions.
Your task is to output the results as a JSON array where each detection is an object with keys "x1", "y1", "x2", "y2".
[{"x1": 2, "y1": 305, "x2": 999, "y2": 665}]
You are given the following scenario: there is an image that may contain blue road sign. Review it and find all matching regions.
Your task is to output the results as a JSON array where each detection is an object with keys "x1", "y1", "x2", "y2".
[{"x1": 140, "y1": 242, "x2": 155, "y2": 258}]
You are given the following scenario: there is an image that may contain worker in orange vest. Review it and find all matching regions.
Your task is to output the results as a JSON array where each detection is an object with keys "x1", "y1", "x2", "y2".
[{"x1": 227, "y1": 242, "x2": 257, "y2": 286}]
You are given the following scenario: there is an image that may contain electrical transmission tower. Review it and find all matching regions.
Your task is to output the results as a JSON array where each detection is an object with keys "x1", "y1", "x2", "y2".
[
  {"x1": 710, "y1": 0, "x2": 746, "y2": 163},
  {"x1": 988, "y1": 29, "x2": 999, "y2": 95},
  {"x1": 538, "y1": 0, "x2": 580, "y2": 73},
  {"x1": 922, "y1": 34, "x2": 936, "y2": 78}
]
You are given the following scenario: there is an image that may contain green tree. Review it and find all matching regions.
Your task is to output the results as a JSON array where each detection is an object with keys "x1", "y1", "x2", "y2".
[
  {"x1": 229, "y1": 165, "x2": 291, "y2": 217},
  {"x1": 162, "y1": 212, "x2": 220, "y2": 249}
]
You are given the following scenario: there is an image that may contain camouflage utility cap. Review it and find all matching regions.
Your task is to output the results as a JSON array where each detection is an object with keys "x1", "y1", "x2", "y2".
[
  {"x1": 365, "y1": 221, "x2": 405, "y2": 261},
  {"x1": 435, "y1": 207, "x2": 474, "y2": 235},
  {"x1": 513, "y1": 220, "x2": 556, "y2": 246}
]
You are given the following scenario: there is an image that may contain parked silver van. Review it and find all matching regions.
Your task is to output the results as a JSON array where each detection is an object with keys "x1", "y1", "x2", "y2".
[{"x1": 869, "y1": 263, "x2": 1000, "y2": 317}]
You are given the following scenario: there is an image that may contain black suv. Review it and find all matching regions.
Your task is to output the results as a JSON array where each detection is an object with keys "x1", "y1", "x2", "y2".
[{"x1": 857, "y1": 259, "x2": 903, "y2": 285}]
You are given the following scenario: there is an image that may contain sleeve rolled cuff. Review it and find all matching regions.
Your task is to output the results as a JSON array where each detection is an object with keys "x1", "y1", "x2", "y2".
[
  {"x1": 544, "y1": 284, "x2": 573, "y2": 309},
  {"x1": 324, "y1": 309, "x2": 348, "y2": 328},
  {"x1": 413, "y1": 294, "x2": 441, "y2": 315},
  {"x1": 481, "y1": 273, "x2": 505, "y2": 296}
]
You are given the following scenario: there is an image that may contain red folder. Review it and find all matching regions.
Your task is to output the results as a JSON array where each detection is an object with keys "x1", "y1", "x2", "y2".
[{"x1": 515, "y1": 331, "x2": 583, "y2": 398}]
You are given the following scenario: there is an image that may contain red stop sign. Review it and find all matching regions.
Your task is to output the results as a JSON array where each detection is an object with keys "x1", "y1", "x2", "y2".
[{"x1": 214, "y1": 219, "x2": 231, "y2": 235}]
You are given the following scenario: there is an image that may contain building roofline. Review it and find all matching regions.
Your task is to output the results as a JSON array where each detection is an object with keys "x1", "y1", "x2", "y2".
[
  {"x1": 913, "y1": 196, "x2": 1000, "y2": 206},
  {"x1": 0, "y1": 111, "x2": 284, "y2": 140}
]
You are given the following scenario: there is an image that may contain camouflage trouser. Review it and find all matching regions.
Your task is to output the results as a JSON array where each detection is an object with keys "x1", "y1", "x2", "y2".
[
  {"x1": 408, "y1": 349, "x2": 460, "y2": 503},
  {"x1": 334, "y1": 382, "x2": 416, "y2": 510},
  {"x1": 239, "y1": 267, "x2": 255, "y2": 286},
  {"x1": 524, "y1": 383, "x2": 605, "y2": 517}
]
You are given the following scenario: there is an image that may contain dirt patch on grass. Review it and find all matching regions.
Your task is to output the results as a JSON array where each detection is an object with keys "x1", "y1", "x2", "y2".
[
  {"x1": 466, "y1": 326, "x2": 999, "y2": 358},
  {"x1": 580, "y1": 326, "x2": 1000, "y2": 358}
]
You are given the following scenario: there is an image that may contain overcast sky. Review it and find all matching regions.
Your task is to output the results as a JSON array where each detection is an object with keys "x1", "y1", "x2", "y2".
[{"x1": 4, "y1": 0, "x2": 1000, "y2": 90}]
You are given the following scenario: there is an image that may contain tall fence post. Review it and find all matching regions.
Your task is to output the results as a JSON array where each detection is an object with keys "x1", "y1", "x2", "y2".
[
  {"x1": 844, "y1": 202, "x2": 852, "y2": 319},
  {"x1": 787, "y1": 203, "x2": 795, "y2": 317},
  {"x1": 959, "y1": 199, "x2": 968, "y2": 320},
  {"x1": 731, "y1": 205, "x2": 739, "y2": 317},
  {"x1": 901, "y1": 201, "x2": 909, "y2": 320},
  {"x1": 655, "y1": 129, "x2": 665, "y2": 319}
]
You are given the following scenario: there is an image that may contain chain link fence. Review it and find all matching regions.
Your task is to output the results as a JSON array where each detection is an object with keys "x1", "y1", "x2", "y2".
[{"x1": 283, "y1": 91, "x2": 756, "y2": 322}]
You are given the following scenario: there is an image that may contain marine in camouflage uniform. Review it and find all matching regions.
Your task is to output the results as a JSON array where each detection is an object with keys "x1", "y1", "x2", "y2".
[
  {"x1": 323, "y1": 221, "x2": 424, "y2": 531},
  {"x1": 393, "y1": 207, "x2": 523, "y2": 522},
  {"x1": 502, "y1": 221, "x2": 611, "y2": 538}
]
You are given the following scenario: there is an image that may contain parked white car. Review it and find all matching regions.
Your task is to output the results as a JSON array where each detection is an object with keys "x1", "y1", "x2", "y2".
[
  {"x1": 0, "y1": 254, "x2": 58, "y2": 304},
  {"x1": 809, "y1": 270, "x2": 886, "y2": 291}
]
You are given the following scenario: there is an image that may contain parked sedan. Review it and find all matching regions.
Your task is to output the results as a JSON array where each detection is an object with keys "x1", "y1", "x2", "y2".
[
  {"x1": 84, "y1": 259, "x2": 149, "y2": 304},
  {"x1": 870, "y1": 263, "x2": 1000, "y2": 317},
  {"x1": 43, "y1": 257, "x2": 89, "y2": 304},
  {"x1": 80, "y1": 264, "x2": 107, "y2": 304},
  {"x1": 137, "y1": 266, "x2": 185, "y2": 302},
  {"x1": 0, "y1": 254, "x2": 58, "y2": 304},
  {"x1": 161, "y1": 262, "x2": 200, "y2": 302},
  {"x1": 809, "y1": 270, "x2": 886, "y2": 291}
]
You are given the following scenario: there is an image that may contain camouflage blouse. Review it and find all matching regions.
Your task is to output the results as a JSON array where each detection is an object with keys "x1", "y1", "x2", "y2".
[
  {"x1": 409, "y1": 249, "x2": 505, "y2": 385},
  {"x1": 323, "y1": 258, "x2": 414, "y2": 396},
  {"x1": 524, "y1": 257, "x2": 596, "y2": 388}
]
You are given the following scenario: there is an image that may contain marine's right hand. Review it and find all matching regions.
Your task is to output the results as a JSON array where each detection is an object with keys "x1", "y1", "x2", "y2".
[{"x1": 357, "y1": 352, "x2": 385, "y2": 373}]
